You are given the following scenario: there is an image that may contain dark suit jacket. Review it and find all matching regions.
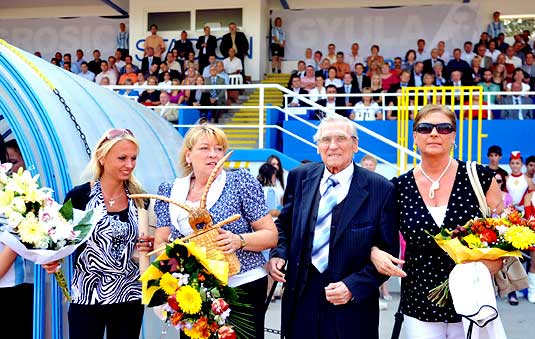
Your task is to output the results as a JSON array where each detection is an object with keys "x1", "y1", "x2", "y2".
[
  {"x1": 141, "y1": 56, "x2": 161, "y2": 74},
  {"x1": 187, "y1": 89, "x2": 211, "y2": 106},
  {"x1": 351, "y1": 73, "x2": 371, "y2": 92},
  {"x1": 408, "y1": 71, "x2": 423, "y2": 87},
  {"x1": 314, "y1": 98, "x2": 347, "y2": 118},
  {"x1": 220, "y1": 31, "x2": 249, "y2": 58},
  {"x1": 338, "y1": 84, "x2": 361, "y2": 106},
  {"x1": 172, "y1": 39, "x2": 194, "y2": 59},
  {"x1": 195, "y1": 35, "x2": 217, "y2": 58},
  {"x1": 204, "y1": 76, "x2": 226, "y2": 104},
  {"x1": 271, "y1": 163, "x2": 399, "y2": 337},
  {"x1": 423, "y1": 58, "x2": 445, "y2": 75},
  {"x1": 316, "y1": 69, "x2": 330, "y2": 80},
  {"x1": 283, "y1": 87, "x2": 309, "y2": 108},
  {"x1": 501, "y1": 96, "x2": 533, "y2": 119}
]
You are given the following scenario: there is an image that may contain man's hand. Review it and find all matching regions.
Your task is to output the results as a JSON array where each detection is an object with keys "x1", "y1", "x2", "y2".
[
  {"x1": 268, "y1": 258, "x2": 286, "y2": 282},
  {"x1": 370, "y1": 246, "x2": 407, "y2": 277},
  {"x1": 325, "y1": 281, "x2": 352, "y2": 305}
]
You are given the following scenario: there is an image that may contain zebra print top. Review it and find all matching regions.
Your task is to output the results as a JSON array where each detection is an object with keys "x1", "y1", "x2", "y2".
[{"x1": 66, "y1": 181, "x2": 142, "y2": 305}]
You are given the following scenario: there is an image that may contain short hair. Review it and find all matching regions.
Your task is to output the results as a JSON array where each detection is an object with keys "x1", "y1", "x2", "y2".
[
  {"x1": 325, "y1": 84, "x2": 338, "y2": 92},
  {"x1": 360, "y1": 155, "x2": 377, "y2": 166},
  {"x1": 328, "y1": 66, "x2": 337, "y2": 73},
  {"x1": 453, "y1": 48, "x2": 461, "y2": 54},
  {"x1": 526, "y1": 155, "x2": 535, "y2": 166},
  {"x1": 328, "y1": 43, "x2": 335, "y2": 48},
  {"x1": 417, "y1": 38, "x2": 425, "y2": 44},
  {"x1": 413, "y1": 104, "x2": 457, "y2": 132},
  {"x1": 314, "y1": 50, "x2": 323, "y2": 56},
  {"x1": 150, "y1": 24, "x2": 158, "y2": 30},
  {"x1": 64, "y1": 53, "x2": 71, "y2": 58},
  {"x1": 371, "y1": 44, "x2": 380, "y2": 51},
  {"x1": 179, "y1": 125, "x2": 228, "y2": 175},
  {"x1": 464, "y1": 41, "x2": 473, "y2": 46},
  {"x1": 336, "y1": 51, "x2": 344, "y2": 57},
  {"x1": 100, "y1": 60, "x2": 108, "y2": 66},
  {"x1": 487, "y1": 145, "x2": 502, "y2": 156},
  {"x1": 80, "y1": 61, "x2": 88, "y2": 66},
  {"x1": 399, "y1": 70, "x2": 411, "y2": 77},
  {"x1": 355, "y1": 63, "x2": 365, "y2": 69},
  {"x1": 313, "y1": 114, "x2": 358, "y2": 142}
]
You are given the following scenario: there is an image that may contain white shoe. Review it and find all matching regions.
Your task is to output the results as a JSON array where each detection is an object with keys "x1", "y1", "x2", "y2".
[{"x1": 528, "y1": 272, "x2": 535, "y2": 303}]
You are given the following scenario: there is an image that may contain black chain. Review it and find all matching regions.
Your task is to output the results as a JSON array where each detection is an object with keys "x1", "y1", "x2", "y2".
[
  {"x1": 264, "y1": 327, "x2": 282, "y2": 335},
  {"x1": 53, "y1": 88, "x2": 91, "y2": 159}
]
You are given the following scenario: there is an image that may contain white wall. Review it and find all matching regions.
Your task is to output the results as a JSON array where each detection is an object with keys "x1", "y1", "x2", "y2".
[{"x1": 129, "y1": 0, "x2": 268, "y2": 81}]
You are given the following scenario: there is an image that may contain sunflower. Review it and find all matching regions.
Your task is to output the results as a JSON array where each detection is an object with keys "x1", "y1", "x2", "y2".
[
  {"x1": 17, "y1": 214, "x2": 48, "y2": 247},
  {"x1": 463, "y1": 234, "x2": 482, "y2": 249},
  {"x1": 176, "y1": 285, "x2": 203, "y2": 314},
  {"x1": 504, "y1": 226, "x2": 535, "y2": 250},
  {"x1": 160, "y1": 272, "x2": 179, "y2": 295}
]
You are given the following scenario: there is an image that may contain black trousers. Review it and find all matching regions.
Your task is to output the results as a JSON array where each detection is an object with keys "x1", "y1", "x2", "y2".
[
  {"x1": 0, "y1": 283, "x2": 33, "y2": 339},
  {"x1": 68, "y1": 300, "x2": 144, "y2": 339}
]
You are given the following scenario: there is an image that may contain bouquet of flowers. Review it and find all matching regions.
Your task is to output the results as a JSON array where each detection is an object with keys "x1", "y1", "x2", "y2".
[
  {"x1": 0, "y1": 163, "x2": 102, "y2": 300},
  {"x1": 141, "y1": 238, "x2": 251, "y2": 339},
  {"x1": 427, "y1": 207, "x2": 535, "y2": 306}
]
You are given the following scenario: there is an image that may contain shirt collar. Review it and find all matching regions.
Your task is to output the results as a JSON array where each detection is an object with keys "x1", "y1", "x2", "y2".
[{"x1": 321, "y1": 162, "x2": 354, "y2": 189}]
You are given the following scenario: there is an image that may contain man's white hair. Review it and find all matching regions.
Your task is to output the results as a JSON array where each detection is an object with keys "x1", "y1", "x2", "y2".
[{"x1": 312, "y1": 114, "x2": 358, "y2": 142}]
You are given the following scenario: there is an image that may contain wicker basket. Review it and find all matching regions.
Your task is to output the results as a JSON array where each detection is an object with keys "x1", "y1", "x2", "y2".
[{"x1": 182, "y1": 224, "x2": 241, "y2": 276}]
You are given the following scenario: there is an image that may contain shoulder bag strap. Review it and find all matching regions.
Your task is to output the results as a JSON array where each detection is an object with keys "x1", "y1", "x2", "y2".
[{"x1": 466, "y1": 161, "x2": 490, "y2": 217}]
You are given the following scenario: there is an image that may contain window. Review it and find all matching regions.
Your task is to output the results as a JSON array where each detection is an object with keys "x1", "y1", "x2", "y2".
[
  {"x1": 502, "y1": 15, "x2": 535, "y2": 38},
  {"x1": 147, "y1": 12, "x2": 191, "y2": 31},
  {"x1": 195, "y1": 8, "x2": 243, "y2": 31}
]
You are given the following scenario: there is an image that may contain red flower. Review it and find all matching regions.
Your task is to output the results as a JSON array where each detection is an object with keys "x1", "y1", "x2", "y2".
[
  {"x1": 211, "y1": 299, "x2": 230, "y2": 315},
  {"x1": 168, "y1": 294, "x2": 180, "y2": 311},
  {"x1": 218, "y1": 326, "x2": 237, "y2": 339},
  {"x1": 198, "y1": 272, "x2": 206, "y2": 282},
  {"x1": 170, "y1": 311, "x2": 183, "y2": 326},
  {"x1": 480, "y1": 228, "x2": 497, "y2": 244}
]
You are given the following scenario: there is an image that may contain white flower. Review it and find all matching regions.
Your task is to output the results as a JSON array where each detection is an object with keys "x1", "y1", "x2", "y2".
[
  {"x1": 10, "y1": 197, "x2": 26, "y2": 214},
  {"x1": 171, "y1": 273, "x2": 190, "y2": 286},
  {"x1": 7, "y1": 211, "x2": 24, "y2": 228},
  {"x1": 496, "y1": 225, "x2": 508, "y2": 235}
]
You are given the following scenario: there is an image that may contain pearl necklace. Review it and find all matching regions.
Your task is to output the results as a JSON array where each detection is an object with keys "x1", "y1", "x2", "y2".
[{"x1": 419, "y1": 157, "x2": 453, "y2": 199}]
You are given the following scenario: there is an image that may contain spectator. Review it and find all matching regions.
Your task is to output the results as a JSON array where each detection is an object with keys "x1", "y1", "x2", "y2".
[
  {"x1": 160, "y1": 61, "x2": 180, "y2": 81},
  {"x1": 141, "y1": 47, "x2": 161, "y2": 75},
  {"x1": 117, "y1": 78, "x2": 139, "y2": 98},
  {"x1": 168, "y1": 79, "x2": 185, "y2": 104},
  {"x1": 304, "y1": 48, "x2": 314, "y2": 68},
  {"x1": 62, "y1": 53, "x2": 78, "y2": 74},
  {"x1": 380, "y1": 62, "x2": 399, "y2": 91},
  {"x1": 393, "y1": 57, "x2": 403, "y2": 76},
  {"x1": 116, "y1": 22, "x2": 129, "y2": 58},
  {"x1": 95, "y1": 61, "x2": 117, "y2": 85},
  {"x1": 300, "y1": 65, "x2": 316, "y2": 91},
  {"x1": 415, "y1": 38, "x2": 429, "y2": 61},
  {"x1": 223, "y1": 48, "x2": 243, "y2": 76},
  {"x1": 196, "y1": 26, "x2": 217, "y2": 72},
  {"x1": 315, "y1": 58, "x2": 331, "y2": 79},
  {"x1": 436, "y1": 40, "x2": 450, "y2": 63},
  {"x1": 216, "y1": 61, "x2": 229, "y2": 85},
  {"x1": 157, "y1": 91, "x2": 178, "y2": 123},
  {"x1": 352, "y1": 63, "x2": 371, "y2": 92},
  {"x1": 461, "y1": 41, "x2": 475, "y2": 64},
  {"x1": 505, "y1": 46, "x2": 522, "y2": 68},
  {"x1": 338, "y1": 72, "x2": 360, "y2": 108},
  {"x1": 186, "y1": 75, "x2": 210, "y2": 118},
  {"x1": 346, "y1": 42, "x2": 364, "y2": 70},
  {"x1": 432, "y1": 61, "x2": 447, "y2": 86},
  {"x1": 326, "y1": 43, "x2": 337, "y2": 63},
  {"x1": 87, "y1": 49, "x2": 102, "y2": 75},
  {"x1": 402, "y1": 49, "x2": 417, "y2": 72},
  {"x1": 333, "y1": 52, "x2": 350, "y2": 79},
  {"x1": 366, "y1": 44, "x2": 384, "y2": 70},
  {"x1": 486, "y1": 40, "x2": 501, "y2": 63},
  {"x1": 473, "y1": 31, "x2": 490, "y2": 52},
  {"x1": 360, "y1": 154, "x2": 378, "y2": 171},
  {"x1": 492, "y1": 63, "x2": 507, "y2": 89},
  {"x1": 165, "y1": 53, "x2": 182, "y2": 77},
  {"x1": 513, "y1": 41, "x2": 527, "y2": 63},
  {"x1": 220, "y1": 22, "x2": 249, "y2": 76},
  {"x1": 475, "y1": 44, "x2": 493, "y2": 69},
  {"x1": 291, "y1": 60, "x2": 306, "y2": 78},
  {"x1": 285, "y1": 75, "x2": 309, "y2": 108},
  {"x1": 173, "y1": 31, "x2": 194, "y2": 68},
  {"x1": 114, "y1": 50, "x2": 125, "y2": 70},
  {"x1": 487, "y1": 11, "x2": 504, "y2": 38},
  {"x1": 315, "y1": 84, "x2": 345, "y2": 118},
  {"x1": 486, "y1": 145, "x2": 509, "y2": 183},
  {"x1": 98, "y1": 76, "x2": 110, "y2": 86},
  {"x1": 386, "y1": 70, "x2": 412, "y2": 120},
  {"x1": 446, "y1": 48, "x2": 471, "y2": 84},
  {"x1": 351, "y1": 87, "x2": 381, "y2": 121},
  {"x1": 120, "y1": 55, "x2": 140, "y2": 75},
  {"x1": 54, "y1": 51, "x2": 63, "y2": 66},
  {"x1": 370, "y1": 74, "x2": 384, "y2": 105},
  {"x1": 308, "y1": 75, "x2": 326, "y2": 102},
  {"x1": 478, "y1": 69, "x2": 501, "y2": 105},
  {"x1": 134, "y1": 72, "x2": 147, "y2": 87},
  {"x1": 62, "y1": 62, "x2": 72, "y2": 73},
  {"x1": 186, "y1": 51, "x2": 199, "y2": 72},
  {"x1": 470, "y1": 56, "x2": 484, "y2": 85},
  {"x1": 505, "y1": 68, "x2": 531, "y2": 92},
  {"x1": 501, "y1": 82, "x2": 533, "y2": 119},
  {"x1": 494, "y1": 53, "x2": 514, "y2": 81},
  {"x1": 137, "y1": 76, "x2": 161, "y2": 106},
  {"x1": 367, "y1": 60, "x2": 382, "y2": 78},
  {"x1": 409, "y1": 61, "x2": 424, "y2": 87},
  {"x1": 496, "y1": 33, "x2": 510, "y2": 52},
  {"x1": 73, "y1": 49, "x2": 85, "y2": 73},
  {"x1": 159, "y1": 71, "x2": 172, "y2": 87},
  {"x1": 5, "y1": 139, "x2": 26, "y2": 172},
  {"x1": 182, "y1": 66, "x2": 197, "y2": 86},
  {"x1": 144, "y1": 24, "x2": 165, "y2": 58},
  {"x1": 325, "y1": 66, "x2": 343, "y2": 88},
  {"x1": 146, "y1": 63, "x2": 159, "y2": 79},
  {"x1": 266, "y1": 154, "x2": 285, "y2": 191},
  {"x1": 271, "y1": 17, "x2": 286, "y2": 74},
  {"x1": 118, "y1": 63, "x2": 138, "y2": 85},
  {"x1": 313, "y1": 50, "x2": 323, "y2": 71},
  {"x1": 78, "y1": 62, "x2": 95, "y2": 82},
  {"x1": 107, "y1": 56, "x2": 120, "y2": 79},
  {"x1": 522, "y1": 52, "x2": 535, "y2": 89},
  {"x1": 462, "y1": 92, "x2": 490, "y2": 119},
  {"x1": 257, "y1": 163, "x2": 283, "y2": 219},
  {"x1": 204, "y1": 65, "x2": 226, "y2": 123}
]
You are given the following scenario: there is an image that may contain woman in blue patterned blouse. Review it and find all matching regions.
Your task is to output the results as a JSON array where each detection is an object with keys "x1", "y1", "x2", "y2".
[{"x1": 153, "y1": 125, "x2": 278, "y2": 339}]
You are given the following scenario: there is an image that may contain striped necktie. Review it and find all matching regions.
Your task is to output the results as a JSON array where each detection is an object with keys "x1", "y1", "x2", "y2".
[{"x1": 311, "y1": 176, "x2": 339, "y2": 273}]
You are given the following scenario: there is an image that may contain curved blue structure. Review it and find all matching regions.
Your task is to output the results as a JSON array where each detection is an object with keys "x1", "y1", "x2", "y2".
[{"x1": 0, "y1": 40, "x2": 182, "y2": 339}]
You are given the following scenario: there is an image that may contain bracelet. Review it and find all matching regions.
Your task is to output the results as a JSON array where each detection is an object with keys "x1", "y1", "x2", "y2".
[{"x1": 238, "y1": 234, "x2": 246, "y2": 249}]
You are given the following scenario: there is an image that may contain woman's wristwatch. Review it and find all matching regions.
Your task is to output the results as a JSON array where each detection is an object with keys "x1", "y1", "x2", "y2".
[{"x1": 238, "y1": 234, "x2": 246, "y2": 249}]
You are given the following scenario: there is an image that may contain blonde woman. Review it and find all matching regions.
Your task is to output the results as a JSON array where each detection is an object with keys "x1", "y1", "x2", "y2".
[
  {"x1": 351, "y1": 87, "x2": 382, "y2": 120},
  {"x1": 43, "y1": 128, "x2": 152, "y2": 339},
  {"x1": 153, "y1": 125, "x2": 277, "y2": 339}
]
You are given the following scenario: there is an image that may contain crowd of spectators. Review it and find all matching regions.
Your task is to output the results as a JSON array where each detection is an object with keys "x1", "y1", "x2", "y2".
[
  {"x1": 38, "y1": 21, "x2": 250, "y2": 124},
  {"x1": 285, "y1": 11, "x2": 535, "y2": 121}
]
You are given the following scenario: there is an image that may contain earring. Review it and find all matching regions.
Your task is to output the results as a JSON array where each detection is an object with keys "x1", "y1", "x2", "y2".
[{"x1": 187, "y1": 162, "x2": 191, "y2": 167}]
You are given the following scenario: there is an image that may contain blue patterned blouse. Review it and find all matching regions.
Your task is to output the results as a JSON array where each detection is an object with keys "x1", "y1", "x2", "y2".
[{"x1": 154, "y1": 169, "x2": 269, "y2": 273}]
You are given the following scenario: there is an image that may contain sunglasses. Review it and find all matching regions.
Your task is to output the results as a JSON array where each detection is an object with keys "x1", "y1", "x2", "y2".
[
  {"x1": 415, "y1": 123, "x2": 455, "y2": 135},
  {"x1": 105, "y1": 128, "x2": 134, "y2": 140}
]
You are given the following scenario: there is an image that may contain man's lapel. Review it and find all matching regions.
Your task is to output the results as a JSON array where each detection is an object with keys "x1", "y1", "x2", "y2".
[{"x1": 298, "y1": 164, "x2": 323, "y2": 242}]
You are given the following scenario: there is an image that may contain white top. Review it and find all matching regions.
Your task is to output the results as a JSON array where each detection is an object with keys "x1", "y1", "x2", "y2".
[
  {"x1": 506, "y1": 175, "x2": 529, "y2": 205},
  {"x1": 461, "y1": 52, "x2": 476, "y2": 64},
  {"x1": 352, "y1": 101, "x2": 380, "y2": 121},
  {"x1": 325, "y1": 78, "x2": 343, "y2": 88},
  {"x1": 427, "y1": 205, "x2": 447, "y2": 227},
  {"x1": 505, "y1": 82, "x2": 531, "y2": 92},
  {"x1": 223, "y1": 57, "x2": 243, "y2": 74},
  {"x1": 505, "y1": 56, "x2": 522, "y2": 69},
  {"x1": 345, "y1": 53, "x2": 364, "y2": 69},
  {"x1": 485, "y1": 49, "x2": 501, "y2": 63},
  {"x1": 309, "y1": 86, "x2": 326, "y2": 102}
]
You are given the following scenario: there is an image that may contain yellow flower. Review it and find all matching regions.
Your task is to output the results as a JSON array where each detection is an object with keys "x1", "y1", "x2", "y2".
[
  {"x1": 463, "y1": 234, "x2": 483, "y2": 249},
  {"x1": 140, "y1": 264, "x2": 163, "y2": 282},
  {"x1": 183, "y1": 326, "x2": 210, "y2": 339},
  {"x1": 18, "y1": 214, "x2": 48, "y2": 247},
  {"x1": 160, "y1": 272, "x2": 179, "y2": 295},
  {"x1": 176, "y1": 285, "x2": 202, "y2": 314},
  {"x1": 504, "y1": 226, "x2": 535, "y2": 250}
]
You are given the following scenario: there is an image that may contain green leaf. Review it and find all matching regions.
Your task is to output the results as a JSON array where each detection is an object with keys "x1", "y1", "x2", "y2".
[
  {"x1": 59, "y1": 199, "x2": 74, "y2": 221},
  {"x1": 73, "y1": 210, "x2": 94, "y2": 239}
]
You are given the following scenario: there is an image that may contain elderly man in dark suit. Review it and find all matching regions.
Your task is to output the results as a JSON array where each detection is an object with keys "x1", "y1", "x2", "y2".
[
  {"x1": 501, "y1": 82, "x2": 534, "y2": 119},
  {"x1": 269, "y1": 115, "x2": 399, "y2": 339}
]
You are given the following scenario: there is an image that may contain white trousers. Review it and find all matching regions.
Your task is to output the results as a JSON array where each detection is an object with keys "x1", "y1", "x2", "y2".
[{"x1": 404, "y1": 315, "x2": 465, "y2": 339}]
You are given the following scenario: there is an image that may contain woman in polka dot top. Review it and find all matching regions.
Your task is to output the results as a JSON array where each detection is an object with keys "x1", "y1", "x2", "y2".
[{"x1": 370, "y1": 104, "x2": 503, "y2": 338}]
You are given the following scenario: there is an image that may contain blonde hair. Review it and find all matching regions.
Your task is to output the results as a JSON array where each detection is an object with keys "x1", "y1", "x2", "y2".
[
  {"x1": 413, "y1": 104, "x2": 457, "y2": 131},
  {"x1": 360, "y1": 154, "x2": 378, "y2": 166},
  {"x1": 179, "y1": 125, "x2": 229, "y2": 176},
  {"x1": 83, "y1": 130, "x2": 145, "y2": 207}
]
